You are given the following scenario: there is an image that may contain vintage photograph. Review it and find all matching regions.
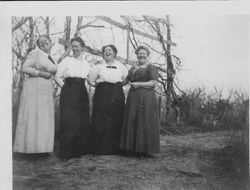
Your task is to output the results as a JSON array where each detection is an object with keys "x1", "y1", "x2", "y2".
[
  {"x1": 10, "y1": 14, "x2": 249, "y2": 190},
  {"x1": 0, "y1": 1, "x2": 249, "y2": 189}
]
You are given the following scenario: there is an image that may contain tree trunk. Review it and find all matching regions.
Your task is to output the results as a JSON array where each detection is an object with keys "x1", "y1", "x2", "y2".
[{"x1": 12, "y1": 17, "x2": 35, "y2": 143}]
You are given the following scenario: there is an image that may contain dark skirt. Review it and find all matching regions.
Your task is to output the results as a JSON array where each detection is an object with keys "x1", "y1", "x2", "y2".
[
  {"x1": 119, "y1": 87, "x2": 160, "y2": 154},
  {"x1": 91, "y1": 82, "x2": 125, "y2": 155},
  {"x1": 59, "y1": 77, "x2": 90, "y2": 159}
]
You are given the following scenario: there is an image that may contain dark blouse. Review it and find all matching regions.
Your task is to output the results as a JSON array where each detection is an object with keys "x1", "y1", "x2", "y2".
[{"x1": 127, "y1": 64, "x2": 158, "y2": 82}]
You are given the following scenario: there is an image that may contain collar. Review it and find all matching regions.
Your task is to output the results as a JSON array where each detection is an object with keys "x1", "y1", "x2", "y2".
[
  {"x1": 136, "y1": 62, "x2": 150, "y2": 68},
  {"x1": 70, "y1": 52, "x2": 85, "y2": 61},
  {"x1": 104, "y1": 60, "x2": 118, "y2": 67}
]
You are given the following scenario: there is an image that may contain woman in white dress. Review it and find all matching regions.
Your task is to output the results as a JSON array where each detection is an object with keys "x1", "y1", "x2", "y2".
[
  {"x1": 14, "y1": 35, "x2": 57, "y2": 154},
  {"x1": 55, "y1": 37, "x2": 91, "y2": 161},
  {"x1": 88, "y1": 45, "x2": 128, "y2": 155}
]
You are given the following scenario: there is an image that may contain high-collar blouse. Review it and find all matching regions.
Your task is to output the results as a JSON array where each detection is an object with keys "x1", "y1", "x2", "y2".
[
  {"x1": 56, "y1": 56, "x2": 90, "y2": 79},
  {"x1": 89, "y1": 60, "x2": 128, "y2": 84}
]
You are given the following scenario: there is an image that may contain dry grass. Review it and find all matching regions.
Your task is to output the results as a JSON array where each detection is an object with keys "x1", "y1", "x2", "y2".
[{"x1": 13, "y1": 130, "x2": 249, "y2": 190}]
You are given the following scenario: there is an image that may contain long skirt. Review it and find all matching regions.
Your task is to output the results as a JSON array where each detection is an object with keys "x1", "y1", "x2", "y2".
[
  {"x1": 119, "y1": 87, "x2": 160, "y2": 154},
  {"x1": 91, "y1": 82, "x2": 125, "y2": 155},
  {"x1": 59, "y1": 78, "x2": 90, "y2": 159},
  {"x1": 14, "y1": 77, "x2": 55, "y2": 153}
]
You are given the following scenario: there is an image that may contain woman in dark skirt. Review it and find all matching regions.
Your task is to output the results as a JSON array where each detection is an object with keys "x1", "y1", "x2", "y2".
[
  {"x1": 88, "y1": 45, "x2": 128, "y2": 155},
  {"x1": 119, "y1": 45, "x2": 160, "y2": 157},
  {"x1": 55, "y1": 37, "x2": 91, "y2": 161}
]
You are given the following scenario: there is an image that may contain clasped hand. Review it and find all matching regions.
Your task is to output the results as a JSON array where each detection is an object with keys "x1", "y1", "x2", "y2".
[
  {"x1": 38, "y1": 69, "x2": 52, "y2": 79},
  {"x1": 130, "y1": 82, "x2": 140, "y2": 89}
]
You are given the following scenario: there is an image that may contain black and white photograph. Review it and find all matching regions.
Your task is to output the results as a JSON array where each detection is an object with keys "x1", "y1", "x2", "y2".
[{"x1": 0, "y1": 1, "x2": 249, "y2": 190}]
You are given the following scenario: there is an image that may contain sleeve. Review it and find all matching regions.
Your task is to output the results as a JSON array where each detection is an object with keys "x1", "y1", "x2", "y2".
[
  {"x1": 21, "y1": 51, "x2": 39, "y2": 77},
  {"x1": 55, "y1": 58, "x2": 68, "y2": 87},
  {"x1": 55, "y1": 58, "x2": 66, "y2": 79},
  {"x1": 121, "y1": 64, "x2": 129, "y2": 80},
  {"x1": 47, "y1": 57, "x2": 57, "y2": 74},
  {"x1": 127, "y1": 67, "x2": 136, "y2": 82},
  {"x1": 43, "y1": 62, "x2": 57, "y2": 75},
  {"x1": 148, "y1": 64, "x2": 158, "y2": 80},
  {"x1": 84, "y1": 61, "x2": 91, "y2": 77},
  {"x1": 88, "y1": 64, "x2": 99, "y2": 84},
  {"x1": 39, "y1": 55, "x2": 57, "y2": 74}
]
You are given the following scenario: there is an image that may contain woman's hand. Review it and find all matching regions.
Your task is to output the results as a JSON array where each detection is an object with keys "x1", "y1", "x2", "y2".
[
  {"x1": 39, "y1": 71, "x2": 52, "y2": 79},
  {"x1": 46, "y1": 67, "x2": 57, "y2": 75},
  {"x1": 130, "y1": 82, "x2": 140, "y2": 89},
  {"x1": 95, "y1": 76, "x2": 105, "y2": 84},
  {"x1": 55, "y1": 75, "x2": 64, "y2": 88},
  {"x1": 130, "y1": 80, "x2": 156, "y2": 89}
]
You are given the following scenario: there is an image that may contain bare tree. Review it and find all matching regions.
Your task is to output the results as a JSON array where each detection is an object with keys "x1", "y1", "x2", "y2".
[
  {"x1": 12, "y1": 16, "x2": 183, "y2": 134},
  {"x1": 12, "y1": 17, "x2": 36, "y2": 141}
]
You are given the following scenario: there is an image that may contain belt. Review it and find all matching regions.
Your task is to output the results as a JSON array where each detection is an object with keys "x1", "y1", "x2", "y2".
[{"x1": 65, "y1": 77, "x2": 85, "y2": 84}]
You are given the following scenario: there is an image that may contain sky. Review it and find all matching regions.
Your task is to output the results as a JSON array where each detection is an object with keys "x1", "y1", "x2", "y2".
[
  {"x1": 50, "y1": 15, "x2": 249, "y2": 96},
  {"x1": 172, "y1": 15, "x2": 249, "y2": 94}
]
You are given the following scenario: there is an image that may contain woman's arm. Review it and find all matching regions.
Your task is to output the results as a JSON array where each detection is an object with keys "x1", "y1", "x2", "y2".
[
  {"x1": 87, "y1": 78, "x2": 96, "y2": 87},
  {"x1": 39, "y1": 71, "x2": 52, "y2": 79},
  {"x1": 131, "y1": 64, "x2": 158, "y2": 89},
  {"x1": 21, "y1": 51, "x2": 40, "y2": 77},
  {"x1": 55, "y1": 74, "x2": 64, "y2": 88},
  {"x1": 121, "y1": 64, "x2": 129, "y2": 86},
  {"x1": 47, "y1": 64, "x2": 57, "y2": 75},
  {"x1": 130, "y1": 80, "x2": 157, "y2": 89},
  {"x1": 22, "y1": 51, "x2": 54, "y2": 79},
  {"x1": 54, "y1": 61, "x2": 65, "y2": 88},
  {"x1": 121, "y1": 77, "x2": 129, "y2": 86},
  {"x1": 87, "y1": 65, "x2": 99, "y2": 87}
]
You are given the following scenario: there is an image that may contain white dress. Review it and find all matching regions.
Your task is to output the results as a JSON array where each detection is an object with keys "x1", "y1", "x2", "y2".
[{"x1": 14, "y1": 49, "x2": 57, "y2": 153}]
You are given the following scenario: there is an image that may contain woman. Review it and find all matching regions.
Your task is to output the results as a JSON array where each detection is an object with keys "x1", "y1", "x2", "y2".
[
  {"x1": 14, "y1": 35, "x2": 57, "y2": 154},
  {"x1": 55, "y1": 37, "x2": 91, "y2": 161},
  {"x1": 88, "y1": 45, "x2": 128, "y2": 155},
  {"x1": 119, "y1": 45, "x2": 160, "y2": 157}
]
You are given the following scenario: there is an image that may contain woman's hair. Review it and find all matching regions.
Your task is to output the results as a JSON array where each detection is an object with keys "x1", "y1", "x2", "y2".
[
  {"x1": 102, "y1": 44, "x2": 118, "y2": 58},
  {"x1": 71, "y1": 37, "x2": 85, "y2": 47},
  {"x1": 36, "y1": 35, "x2": 52, "y2": 49},
  {"x1": 135, "y1": 45, "x2": 150, "y2": 56}
]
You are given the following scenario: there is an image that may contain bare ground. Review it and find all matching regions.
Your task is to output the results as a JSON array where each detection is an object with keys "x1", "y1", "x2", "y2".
[{"x1": 13, "y1": 130, "x2": 249, "y2": 190}]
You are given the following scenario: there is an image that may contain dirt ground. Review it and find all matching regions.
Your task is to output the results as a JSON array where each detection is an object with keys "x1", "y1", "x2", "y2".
[{"x1": 13, "y1": 130, "x2": 249, "y2": 190}]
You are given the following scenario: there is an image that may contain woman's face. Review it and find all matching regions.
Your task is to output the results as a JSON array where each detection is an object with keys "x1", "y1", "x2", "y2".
[
  {"x1": 137, "y1": 49, "x2": 148, "y2": 65},
  {"x1": 38, "y1": 36, "x2": 52, "y2": 54},
  {"x1": 103, "y1": 46, "x2": 115, "y2": 62},
  {"x1": 71, "y1": 41, "x2": 83, "y2": 58}
]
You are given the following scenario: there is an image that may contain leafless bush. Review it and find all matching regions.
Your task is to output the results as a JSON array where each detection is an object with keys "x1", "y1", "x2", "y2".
[{"x1": 159, "y1": 87, "x2": 248, "y2": 132}]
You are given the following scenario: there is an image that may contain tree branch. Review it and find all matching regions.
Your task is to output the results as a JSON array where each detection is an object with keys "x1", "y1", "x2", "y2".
[
  {"x1": 74, "y1": 16, "x2": 83, "y2": 37},
  {"x1": 141, "y1": 42, "x2": 164, "y2": 55},
  {"x1": 12, "y1": 17, "x2": 28, "y2": 32},
  {"x1": 97, "y1": 16, "x2": 176, "y2": 46},
  {"x1": 12, "y1": 47, "x2": 24, "y2": 61},
  {"x1": 79, "y1": 24, "x2": 105, "y2": 30}
]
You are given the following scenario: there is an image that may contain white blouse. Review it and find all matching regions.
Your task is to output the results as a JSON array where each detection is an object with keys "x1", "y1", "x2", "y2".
[
  {"x1": 89, "y1": 60, "x2": 128, "y2": 84},
  {"x1": 56, "y1": 56, "x2": 90, "y2": 79},
  {"x1": 22, "y1": 48, "x2": 57, "y2": 78}
]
